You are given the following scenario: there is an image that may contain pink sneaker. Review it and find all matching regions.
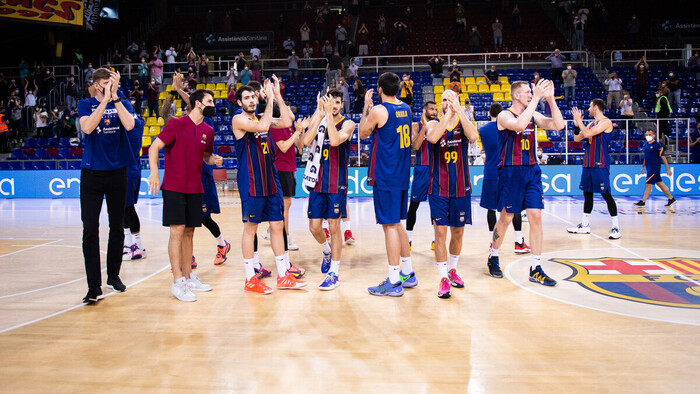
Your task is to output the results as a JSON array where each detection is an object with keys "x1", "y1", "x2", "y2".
[
  {"x1": 191, "y1": 256, "x2": 197, "y2": 269},
  {"x1": 438, "y1": 277, "x2": 451, "y2": 298},
  {"x1": 254, "y1": 264, "x2": 271, "y2": 280},
  {"x1": 448, "y1": 269, "x2": 465, "y2": 288}
]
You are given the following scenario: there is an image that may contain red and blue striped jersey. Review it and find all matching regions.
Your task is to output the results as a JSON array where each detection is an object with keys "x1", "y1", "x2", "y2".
[
  {"x1": 414, "y1": 120, "x2": 430, "y2": 167},
  {"x1": 315, "y1": 117, "x2": 350, "y2": 194},
  {"x1": 368, "y1": 100, "x2": 412, "y2": 190},
  {"x1": 234, "y1": 115, "x2": 278, "y2": 199},
  {"x1": 498, "y1": 108, "x2": 538, "y2": 167},
  {"x1": 583, "y1": 120, "x2": 612, "y2": 169},
  {"x1": 429, "y1": 120, "x2": 471, "y2": 198}
]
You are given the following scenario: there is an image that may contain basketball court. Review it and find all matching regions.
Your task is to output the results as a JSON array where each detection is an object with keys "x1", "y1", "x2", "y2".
[{"x1": 1, "y1": 195, "x2": 698, "y2": 391}]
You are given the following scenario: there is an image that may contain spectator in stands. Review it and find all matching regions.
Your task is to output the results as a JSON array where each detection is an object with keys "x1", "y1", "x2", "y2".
[
  {"x1": 239, "y1": 64, "x2": 252, "y2": 85},
  {"x1": 249, "y1": 56, "x2": 261, "y2": 82},
  {"x1": 147, "y1": 78, "x2": 160, "y2": 118},
  {"x1": 33, "y1": 105, "x2": 48, "y2": 137},
  {"x1": 485, "y1": 65, "x2": 500, "y2": 87},
  {"x1": 627, "y1": 14, "x2": 639, "y2": 45},
  {"x1": 336, "y1": 24, "x2": 348, "y2": 57},
  {"x1": 378, "y1": 13, "x2": 387, "y2": 35},
  {"x1": 448, "y1": 60, "x2": 462, "y2": 81},
  {"x1": 227, "y1": 83, "x2": 237, "y2": 115},
  {"x1": 236, "y1": 52, "x2": 249, "y2": 73},
  {"x1": 23, "y1": 79, "x2": 37, "y2": 111},
  {"x1": 136, "y1": 58, "x2": 148, "y2": 88},
  {"x1": 149, "y1": 55, "x2": 164, "y2": 85},
  {"x1": 65, "y1": 75, "x2": 79, "y2": 111},
  {"x1": 348, "y1": 58, "x2": 359, "y2": 82},
  {"x1": 537, "y1": 147, "x2": 549, "y2": 165},
  {"x1": 620, "y1": 93, "x2": 634, "y2": 120},
  {"x1": 455, "y1": 4, "x2": 466, "y2": 41},
  {"x1": 288, "y1": 51, "x2": 300, "y2": 83},
  {"x1": 634, "y1": 56, "x2": 649, "y2": 100},
  {"x1": 463, "y1": 97, "x2": 474, "y2": 121},
  {"x1": 399, "y1": 73, "x2": 414, "y2": 106},
  {"x1": 547, "y1": 40, "x2": 556, "y2": 52},
  {"x1": 573, "y1": 14, "x2": 585, "y2": 49},
  {"x1": 531, "y1": 72, "x2": 546, "y2": 112},
  {"x1": 165, "y1": 46, "x2": 177, "y2": 74},
  {"x1": 336, "y1": 77, "x2": 351, "y2": 114},
  {"x1": 654, "y1": 88, "x2": 672, "y2": 142},
  {"x1": 688, "y1": 52, "x2": 700, "y2": 74},
  {"x1": 18, "y1": 59, "x2": 29, "y2": 85},
  {"x1": 512, "y1": 4, "x2": 521, "y2": 32},
  {"x1": 60, "y1": 111, "x2": 76, "y2": 138},
  {"x1": 394, "y1": 21, "x2": 408, "y2": 54},
  {"x1": 283, "y1": 36, "x2": 296, "y2": 55},
  {"x1": 604, "y1": 72, "x2": 623, "y2": 109},
  {"x1": 327, "y1": 50, "x2": 345, "y2": 85},
  {"x1": 347, "y1": 40, "x2": 356, "y2": 60},
  {"x1": 357, "y1": 24, "x2": 370, "y2": 59},
  {"x1": 250, "y1": 45, "x2": 261, "y2": 60},
  {"x1": 468, "y1": 26, "x2": 480, "y2": 53},
  {"x1": 562, "y1": 63, "x2": 577, "y2": 102},
  {"x1": 74, "y1": 48, "x2": 84, "y2": 68},
  {"x1": 303, "y1": 43, "x2": 314, "y2": 69},
  {"x1": 186, "y1": 49, "x2": 197, "y2": 71},
  {"x1": 546, "y1": 49, "x2": 565, "y2": 85},
  {"x1": 322, "y1": 40, "x2": 334, "y2": 60},
  {"x1": 689, "y1": 123, "x2": 700, "y2": 163},
  {"x1": 321, "y1": 1, "x2": 331, "y2": 16},
  {"x1": 206, "y1": 9, "x2": 214, "y2": 33},
  {"x1": 0, "y1": 73, "x2": 8, "y2": 100},
  {"x1": 198, "y1": 53, "x2": 210, "y2": 84},
  {"x1": 0, "y1": 113, "x2": 7, "y2": 153},
  {"x1": 449, "y1": 76, "x2": 461, "y2": 94},
  {"x1": 425, "y1": 0, "x2": 434, "y2": 18},
  {"x1": 186, "y1": 67, "x2": 197, "y2": 90},
  {"x1": 492, "y1": 18, "x2": 503, "y2": 50},
  {"x1": 300, "y1": 22, "x2": 311, "y2": 48},
  {"x1": 138, "y1": 42, "x2": 148, "y2": 59},
  {"x1": 315, "y1": 12, "x2": 325, "y2": 42},
  {"x1": 130, "y1": 81, "x2": 143, "y2": 116},
  {"x1": 378, "y1": 36, "x2": 391, "y2": 65},
  {"x1": 8, "y1": 97, "x2": 22, "y2": 140},
  {"x1": 226, "y1": 64, "x2": 237, "y2": 89},
  {"x1": 428, "y1": 56, "x2": 445, "y2": 79},
  {"x1": 665, "y1": 70, "x2": 681, "y2": 111},
  {"x1": 278, "y1": 14, "x2": 287, "y2": 40}
]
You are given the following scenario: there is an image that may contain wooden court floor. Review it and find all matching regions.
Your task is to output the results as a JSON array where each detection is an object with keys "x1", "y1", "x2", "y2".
[{"x1": 0, "y1": 195, "x2": 699, "y2": 392}]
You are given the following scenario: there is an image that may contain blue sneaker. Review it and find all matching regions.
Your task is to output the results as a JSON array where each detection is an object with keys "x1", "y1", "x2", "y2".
[
  {"x1": 319, "y1": 272, "x2": 339, "y2": 291},
  {"x1": 529, "y1": 265, "x2": 557, "y2": 286},
  {"x1": 487, "y1": 255, "x2": 502, "y2": 278},
  {"x1": 321, "y1": 252, "x2": 331, "y2": 273},
  {"x1": 368, "y1": 278, "x2": 404, "y2": 297},
  {"x1": 400, "y1": 271, "x2": 418, "y2": 288}
]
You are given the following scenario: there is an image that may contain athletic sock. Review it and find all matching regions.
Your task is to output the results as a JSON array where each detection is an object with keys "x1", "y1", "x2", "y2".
[
  {"x1": 582, "y1": 213, "x2": 591, "y2": 227},
  {"x1": 330, "y1": 260, "x2": 340, "y2": 275},
  {"x1": 216, "y1": 234, "x2": 226, "y2": 247},
  {"x1": 244, "y1": 258, "x2": 255, "y2": 280},
  {"x1": 407, "y1": 230, "x2": 413, "y2": 243},
  {"x1": 343, "y1": 220, "x2": 350, "y2": 232},
  {"x1": 388, "y1": 265, "x2": 401, "y2": 283},
  {"x1": 514, "y1": 230, "x2": 523, "y2": 244},
  {"x1": 275, "y1": 255, "x2": 287, "y2": 278},
  {"x1": 490, "y1": 247, "x2": 500, "y2": 257},
  {"x1": 611, "y1": 216, "x2": 619, "y2": 228},
  {"x1": 437, "y1": 261, "x2": 448, "y2": 278},
  {"x1": 531, "y1": 255, "x2": 542, "y2": 270},
  {"x1": 322, "y1": 241, "x2": 331, "y2": 254},
  {"x1": 285, "y1": 251, "x2": 291, "y2": 269},
  {"x1": 489, "y1": 230, "x2": 493, "y2": 241},
  {"x1": 133, "y1": 232, "x2": 143, "y2": 250},
  {"x1": 123, "y1": 229, "x2": 132, "y2": 247},
  {"x1": 400, "y1": 256, "x2": 413, "y2": 273},
  {"x1": 253, "y1": 252, "x2": 261, "y2": 270},
  {"x1": 448, "y1": 254, "x2": 459, "y2": 271},
  {"x1": 322, "y1": 220, "x2": 329, "y2": 230}
]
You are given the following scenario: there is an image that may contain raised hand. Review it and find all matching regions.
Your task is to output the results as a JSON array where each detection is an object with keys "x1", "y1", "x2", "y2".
[
  {"x1": 532, "y1": 78, "x2": 547, "y2": 98},
  {"x1": 101, "y1": 80, "x2": 113, "y2": 103},
  {"x1": 323, "y1": 95, "x2": 333, "y2": 114},
  {"x1": 363, "y1": 89, "x2": 374, "y2": 114},
  {"x1": 271, "y1": 74, "x2": 282, "y2": 97},
  {"x1": 300, "y1": 116, "x2": 312, "y2": 130},
  {"x1": 316, "y1": 92, "x2": 324, "y2": 113},
  {"x1": 172, "y1": 72, "x2": 183, "y2": 91},
  {"x1": 110, "y1": 72, "x2": 120, "y2": 99},
  {"x1": 263, "y1": 79, "x2": 274, "y2": 100}
]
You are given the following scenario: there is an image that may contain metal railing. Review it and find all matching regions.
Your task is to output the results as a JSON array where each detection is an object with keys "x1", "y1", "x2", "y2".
[
  {"x1": 604, "y1": 48, "x2": 688, "y2": 68},
  {"x1": 350, "y1": 51, "x2": 590, "y2": 73}
]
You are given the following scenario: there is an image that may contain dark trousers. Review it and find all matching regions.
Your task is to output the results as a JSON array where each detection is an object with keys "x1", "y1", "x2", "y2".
[
  {"x1": 80, "y1": 167, "x2": 127, "y2": 289},
  {"x1": 552, "y1": 68, "x2": 563, "y2": 84},
  {"x1": 148, "y1": 101, "x2": 159, "y2": 118}
]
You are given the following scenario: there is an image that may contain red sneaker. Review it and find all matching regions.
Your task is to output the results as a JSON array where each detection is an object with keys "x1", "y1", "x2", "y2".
[
  {"x1": 514, "y1": 241, "x2": 531, "y2": 254},
  {"x1": 277, "y1": 271, "x2": 308, "y2": 289},
  {"x1": 288, "y1": 263, "x2": 306, "y2": 278},
  {"x1": 344, "y1": 229, "x2": 356, "y2": 245},
  {"x1": 323, "y1": 227, "x2": 331, "y2": 240},
  {"x1": 213, "y1": 241, "x2": 230, "y2": 265},
  {"x1": 244, "y1": 277, "x2": 273, "y2": 294}
]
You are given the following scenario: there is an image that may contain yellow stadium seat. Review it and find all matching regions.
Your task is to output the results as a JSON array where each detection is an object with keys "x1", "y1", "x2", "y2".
[
  {"x1": 196, "y1": 84, "x2": 205, "y2": 90},
  {"x1": 158, "y1": 92, "x2": 168, "y2": 100},
  {"x1": 459, "y1": 93, "x2": 469, "y2": 102},
  {"x1": 156, "y1": 117, "x2": 165, "y2": 126},
  {"x1": 175, "y1": 108, "x2": 183, "y2": 117},
  {"x1": 236, "y1": 82, "x2": 242, "y2": 89},
  {"x1": 205, "y1": 83, "x2": 216, "y2": 91},
  {"x1": 145, "y1": 117, "x2": 156, "y2": 126},
  {"x1": 536, "y1": 128, "x2": 549, "y2": 142},
  {"x1": 441, "y1": 77, "x2": 449, "y2": 85},
  {"x1": 213, "y1": 90, "x2": 223, "y2": 99},
  {"x1": 478, "y1": 85, "x2": 490, "y2": 93},
  {"x1": 504, "y1": 93, "x2": 512, "y2": 101},
  {"x1": 149, "y1": 126, "x2": 161, "y2": 136},
  {"x1": 141, "y1": 136, "x2": 151, "y2": 147},
  {"x1": 435, "y1": 94, "x2": 442, "y2": 103},
  {"x1": 499, "y1": 76, "x2": 509, "y2": 84},
  {"x1": 466, "y1": 85, "x2": 478, "y2": 93},
  {"x1": 433, "y1": 85, "x2": 444, "y2": 94},
  {"x1": 166, "y1": 85, "x2": 173, "y2": 91},
  {"x1": 476, "y1": 77, "x2": 487, "y2": 84},
  {"x1": 493, "y1": 93, "x2": 505, "y2": 101},
  {"x1": 215, "y1": 83, "x2": 226, "y2": 91},
  {"x1": 464, "y1": 77, "x2": 475, "y2": 85},
  {"x1": 501, "y1": 83, "x2": 511, "y2": 93},
  {"x1": 490, "y1": 84, "x2": 501, "y2": 92}
]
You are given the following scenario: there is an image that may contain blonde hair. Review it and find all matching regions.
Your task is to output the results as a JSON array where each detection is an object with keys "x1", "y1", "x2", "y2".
[{"x1": 510, "y1": 81, "x2": 529, "y2": 96}]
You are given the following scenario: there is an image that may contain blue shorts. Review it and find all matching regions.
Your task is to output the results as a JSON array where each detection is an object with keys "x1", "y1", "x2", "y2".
[
  {"x1": 579, "y1": 167, "x2": 611, "y2": 193},
  {"x1": 429, "y1": 194, "x2": 472, "y2": 227},
  {"x1": 308, "y1": 191, "x2": 347, "y2": 219},
  {"x1": 479, "y1": 178, "x2": 499, "y2": 210},
  {"x1": 373, "y1": 189, "x2": 408, "y2": 225},
  {"x1": 497, "y1": 166, "x2": 544, "y2": 213},
  {"x1": 410, "y1": 166, "x2": 430, "y2": 202},
  {"x1": 125, "y1": 166, "x2": 141, "y2": 207},
  {"x1": 242, "y1": 194, "x2": 284, "y2": 224},
  {"x1": 645, "y1": 171, "x2": 662, "y2": 184}
]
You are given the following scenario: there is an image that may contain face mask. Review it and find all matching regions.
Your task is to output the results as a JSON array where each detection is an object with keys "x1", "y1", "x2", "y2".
[
  {"x1": 202, "y1": 105, "x2": 216, "y2": 118},
  {"x1": 537, "y1": 151, "x2": 543, "y2": 157},
  {"x1": 567, "y1": 66, "x2": 572, "y2": 70},
  {"x1": 453, "y1": 62, "x2": 457, "y2": 66},
  {"x1": 669, "y1": 73, "x2": 673, "y2": 77},
  {"x1": 639, "y1": 65, "x2": 645, "y2": 69},
  {"x1": 656, "y1": 93, "x2": 661, "y2": 98},
  {"x1": 645, "y1": 136, "x2": 653, "y2": 142}
]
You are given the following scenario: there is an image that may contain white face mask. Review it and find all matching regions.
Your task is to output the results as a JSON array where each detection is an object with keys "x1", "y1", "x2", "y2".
[
  {"x1": 645, "y1": 135, "x2": 654, "y2": 142},
  {"x1": 537, "y1": 150, "x2": 543, "y2": 157},
  {"x1": 567, "y1": 66, "x2": 572, "y2": 70},
  {"x1": 656, "y1": 93, "x2": 661, "y2": 98}
]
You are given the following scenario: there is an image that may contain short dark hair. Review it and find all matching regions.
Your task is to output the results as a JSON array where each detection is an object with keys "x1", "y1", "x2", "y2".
[
  {"x1": 91, "y1": 68, "x2": 112, "y2": 83},
  {"x1": 236, "y1": 85, "x2": 255, "y2": 102},
  {"x1": 591, "y1": 98, "x2": 605, "y2": 112},
  {"x1": 191, "y1": 89, "x2": 214, "y2": 107},
  {"x1": 327, "y1": 88, "x2": 343, "y2": 101},
  {"x1": 247, "y1": 81, "x2": 262, "y2": 92},
  {"x1": 489, "y1": 102, "x2": 503, "y2": 118},
  {"x1": 377, "y1": 72, "x2": 400, "y2": 97},
  {"x1": 423, "y1": 101, "x2": 436, "y2": 108}
]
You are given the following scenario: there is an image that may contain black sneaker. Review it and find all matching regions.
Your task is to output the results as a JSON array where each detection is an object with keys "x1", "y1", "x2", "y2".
[
  {"x1": 529, "y1": 266, "x2": 557, "y2": 286},
  {"x1": 487, "y1": 255, "x2": 503, "y2": 278},
  {"x1": 106, "y1": 276, "x2": 126, "y2": 292},
  {"x1": 665, "y1": 198, "x2": 677, "y2": 207},
  {"x1": 633, "y1": 200, "x2": 645, "y2": 207},
  {"x1": 83, "y1": 287, "x2": 103, "y2": 304}
]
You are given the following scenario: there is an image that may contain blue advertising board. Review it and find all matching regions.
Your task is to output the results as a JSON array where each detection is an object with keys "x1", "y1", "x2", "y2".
[{"x1": 1, "y1": 165, "x2": 699, "y2": 198}]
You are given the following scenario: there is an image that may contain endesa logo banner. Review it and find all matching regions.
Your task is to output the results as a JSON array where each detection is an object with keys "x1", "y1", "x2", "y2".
[{"x1": 1, "y1": 165, "x2": 699, "y2": 198}]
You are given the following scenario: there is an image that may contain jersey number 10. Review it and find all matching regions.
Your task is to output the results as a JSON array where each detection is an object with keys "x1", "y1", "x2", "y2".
[{"x1": 521, "y1": 139, "x2": 530, "y2": 151}]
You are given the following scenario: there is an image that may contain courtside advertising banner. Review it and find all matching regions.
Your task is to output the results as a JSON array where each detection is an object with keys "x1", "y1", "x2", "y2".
[{"x1": 0, "y1": 0, "x2": 83, "y2": 26}]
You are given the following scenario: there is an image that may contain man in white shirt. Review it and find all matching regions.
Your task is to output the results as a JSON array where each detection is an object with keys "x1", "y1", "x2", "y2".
[
  {"x1": 604, "y1": 72, "x2": 623, "y2": 109},
  {"x1": 347, "y1": 59, "x2": 359, "y2": 81},
  {"x1": 165, "y1": 46, "x2": 177, "y2": 73},
  {"x1": 250, "y1": 46, "x2": 261, "y2": 59},
  {"x1": 335, "y1": 24, "x2": 348, "y2": 56}
]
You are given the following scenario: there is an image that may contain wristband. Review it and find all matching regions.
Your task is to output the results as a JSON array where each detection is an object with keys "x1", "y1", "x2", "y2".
[
  {"x1": 112, "y1": 99, "x2": 121, "y2": 104},
  {"x1": 170, "y1": 91, "x2": 178, "y2": 97}
]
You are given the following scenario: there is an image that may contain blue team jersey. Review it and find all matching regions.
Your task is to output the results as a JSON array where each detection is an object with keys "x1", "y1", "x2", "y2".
[
  {"x1": 498, "y1": 108, "x2": 538, "y2": 167},
  {"x1": 78, "y1": 97, "x2": 137, "y2": 170},
  {"x1": 368, "y1": 100, "x2": 412, "y2": 190},
  {"x1": 643, "y1": 140, "x2": 664, "y2": 173},
  {"x1": 428, "y1": 120, "x2": 471, "y2": 198},
  {"x1": 234, "y1": 115, "x2": 279, "y2": 199},
  {"x1": 479, "y1": 121, "x2": 500, "y2": 180},
  {"x1": 583, "y1": 119, "x2": 612, "y2": 169},
  {"x1": 315, "y1": 117, "x2": 350, "y2": 194}
]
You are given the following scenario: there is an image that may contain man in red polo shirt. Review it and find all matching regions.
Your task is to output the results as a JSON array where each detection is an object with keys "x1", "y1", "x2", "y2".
[{"x1": 148, "y1": 89, "x2": 223, "y2": 302}]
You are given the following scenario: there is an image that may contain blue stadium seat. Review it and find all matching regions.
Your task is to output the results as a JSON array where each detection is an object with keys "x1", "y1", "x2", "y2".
[
  {"x1": 70, "y1": 161, "x2": 81, "y2": 169},
  {"x1": 58, "y1": 161, "x2": 68, "y2": 170},
  {"x1": 0, "y1": 162, "x2": 8, "y2": 170},
  {"x1": 9, "y1": 162, "x2": 21, "y2": 170}
]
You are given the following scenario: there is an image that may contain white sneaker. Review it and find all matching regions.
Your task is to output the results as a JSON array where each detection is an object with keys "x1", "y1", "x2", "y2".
[
  {"x1": 261, "y1": 229, "x2": 270, "y2": 240},
  {"x1": 122, "y1": 245, "x2": 133, "y2": 261},
  {"x1": 288, "y1": 237, "x2": 299, "y2": 251},
  {"x1": 567, "y1": 224, "x2": 591, "y2": 234},
  {"x1": 132, "y1": 244, "x2": 147, "y2": 260},
  {"x1": 609, "y1": 227, "x2": 621, "y2": 239},
  {"x1": 172, "y1": 278, "x2": 197, "y2": 301},
  {"x1": 521, "y1": 210, "x2": 528, "y2": 222},
  {"x1": 187, "y1": 274, "x2": 213, "y2": 292}
]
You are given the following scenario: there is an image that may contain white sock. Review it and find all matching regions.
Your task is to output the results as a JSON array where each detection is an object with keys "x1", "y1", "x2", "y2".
[
  {"x1": 611, "y1": 216, "x2": 619, "y2": 228},
  {"x1": 448, "y1": 254, "x2": 459, "y2": 271},
  {"x1": 330, "y1": 260, "x2": 340, "y2": 275},
  {"x1": 123, "y1": 229, "x2": 132, "y2": 246},
  {"x1": 216, "y1": 234, "x2": 226, "y2": 247},
  {"x1": 343, "y1": 220, "x2": 350, "y2": 232},
  {"x1": 322, "y1": 220, "x2": 329, "y2": 230},
  {"x1": 582, "y1": 213, "x2": 591, "y2": 227},
  {"x1": 514, "y1": 230, "x2": 523, "y2": 244},
  {"x1": 253, "y1": 252, "x2": 261, "y2": 270},
  {"x1": 285, "y1": 251, "x2": 291, "y2": 269},
  {"x1": 437, "y1": 261, "x2": 448, "y2": 278},
  {"x1": 244, "y1": 258, "x2": 255, "y2": 280},
  {"x1": 407, "y1": 230, "x2": 413, "y2": 243},
  {"x1": 400, "y1": 256, "x2": 413, "y2": 273},
  {"x1": 322, "y1": 241, "x2": 331, "y2": 254},
  {"x1": 490, "y1": 247, "x2": 499, "y2": 257},
  {"x1": 489, "y1": 230, "x2": 493, "y2": 241},
  {"x1": 275, "y1": 255, "x2": 287, "y2": 277},
  {"x1": 388, "y1": 265, "x2": 401, "y2": 283},
  {"x1": 531, "y1": 254, "x2": 541, "y2": 270},
  {"x1": 133, "y1": 232, "x2": 143, "y2": 249}
]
